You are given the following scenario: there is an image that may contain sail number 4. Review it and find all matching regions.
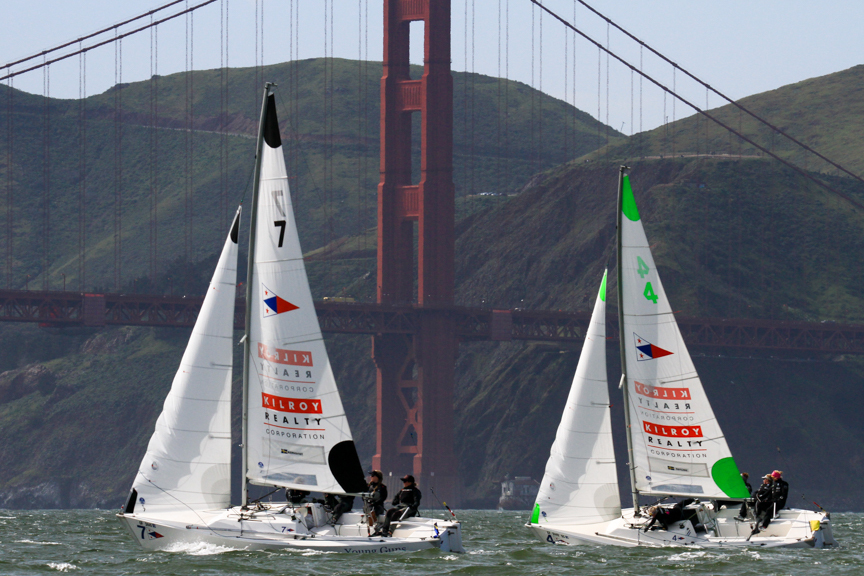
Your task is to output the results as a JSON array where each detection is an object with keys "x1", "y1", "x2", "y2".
[{"x1": 636, "y1": 256, "x2": 658, "y2": 304}]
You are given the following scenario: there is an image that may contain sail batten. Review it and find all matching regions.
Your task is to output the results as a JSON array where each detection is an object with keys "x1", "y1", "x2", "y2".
[{"x1": 617, "y1": 173, "x2": 749, "y2": 500}]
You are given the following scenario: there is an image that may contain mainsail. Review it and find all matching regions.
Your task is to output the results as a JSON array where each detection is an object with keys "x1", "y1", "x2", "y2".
[
  {"x1": 533, "y1": 271, "x2": 621, "y2": 525},
  {"x1": 618, "y1": 173, "x2": 748, "y2": 499},
  {"x1": 129, "y1": 208, "x2": 241, "y2": 516},
  {"x1": 243, "y1": 93, "x2": 366, "y2": 495}
]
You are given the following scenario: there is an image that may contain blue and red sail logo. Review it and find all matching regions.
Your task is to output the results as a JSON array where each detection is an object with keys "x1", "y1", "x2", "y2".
[
  {"x1": 262, "y1": 284, "x2": 299, "y2": 318},
  {"x1": 634, "y1": 333, "x2": 673, "y2": 361}
]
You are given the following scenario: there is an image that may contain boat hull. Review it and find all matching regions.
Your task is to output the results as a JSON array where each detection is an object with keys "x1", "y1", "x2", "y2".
[
  {"x1": 119, "y1": 504, "x2": 463, "y2": 554},
  {"x1": 528, "y1": 506, "x2": 837, "y2": 549}
]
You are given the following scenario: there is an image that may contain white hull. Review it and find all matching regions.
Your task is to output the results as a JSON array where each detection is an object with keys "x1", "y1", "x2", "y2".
[
  {"x1": 528, "y1": 505, "x2": 837, "y2": 549},
  {"x1": 119, "y1": 502, "x2": 462, "y2": 554}
]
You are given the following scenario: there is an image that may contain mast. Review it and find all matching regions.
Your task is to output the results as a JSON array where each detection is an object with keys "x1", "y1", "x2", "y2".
[
  {"x1": 241, "y1": 82, "x2": 275, "y2": 507},
  {"x1": 616, "y1": 165, "x2": 640, "y2": 513}
]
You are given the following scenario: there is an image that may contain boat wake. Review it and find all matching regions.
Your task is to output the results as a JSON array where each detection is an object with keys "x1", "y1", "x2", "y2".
[{"x1": 162, "y1": 541, "x2": 236, "y2": 556}]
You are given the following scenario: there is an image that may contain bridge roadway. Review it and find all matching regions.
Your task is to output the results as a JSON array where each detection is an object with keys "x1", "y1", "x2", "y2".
[{"x1": 0, "y1": 289, "x2": 861, "y2": 354}]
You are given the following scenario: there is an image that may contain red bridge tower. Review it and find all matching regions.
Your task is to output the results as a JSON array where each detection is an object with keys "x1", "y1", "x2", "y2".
[{"x1": 372, "y1": 0, "x2": 459, "y2": 502}]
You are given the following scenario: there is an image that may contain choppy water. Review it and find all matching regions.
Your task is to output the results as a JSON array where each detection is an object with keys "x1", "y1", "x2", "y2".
[{"x1": 0, "y1": 509, "x2": 861, "y2": 575}]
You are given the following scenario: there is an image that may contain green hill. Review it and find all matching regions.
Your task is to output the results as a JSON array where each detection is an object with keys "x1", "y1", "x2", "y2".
[
  {"x1": 595, "y1": 65, "x2": 864, "y2": 179},
  {"x1": 2, "y1": 63, "x2": 864, "y2": 511},
  {"x1": 0, "y1": 58, "x2": 621, "y2": 292}
]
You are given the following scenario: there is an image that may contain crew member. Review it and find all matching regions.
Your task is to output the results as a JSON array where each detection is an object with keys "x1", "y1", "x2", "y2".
[
  {"x1": 642, "y1": 498, "x2": 696, "y2": 532},
  {"x1": 752, "y1": 474, "x2": 775, "y2": 531},
  {"x1": 365, "y1": 470, "x2": 387, "y2": 528},
  {"x1": 738, "y1": 472, "x2": 753, "y2": 518},
  {"x1": 329, "y1": 494, "x2": 354, "y2": 524},
  {"x1": 376, "y1": 474, "x2": 422, "y2": 537},
  {"x1": 286, "y1": 489, "x2": 310, "y2": 505},
  {"x1": 771, "y1": 470, "x2": 789, "y2": 514}
]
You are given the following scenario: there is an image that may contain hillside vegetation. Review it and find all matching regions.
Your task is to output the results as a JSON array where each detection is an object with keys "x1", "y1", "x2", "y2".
[
  {"x1": 2, "y1": 63, "x2": 864, "y2": 510},
  {"x1": 0, "y1": 58, "x2": 620, "y2": 292}
]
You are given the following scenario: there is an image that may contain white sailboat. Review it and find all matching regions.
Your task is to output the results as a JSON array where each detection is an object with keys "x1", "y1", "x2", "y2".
[
  {"x1": 118, "y1": 84, "x2": 462, "y2": 554},
  {"x1": 527, "y1": 167, "x2": 836, "y2": 548}
]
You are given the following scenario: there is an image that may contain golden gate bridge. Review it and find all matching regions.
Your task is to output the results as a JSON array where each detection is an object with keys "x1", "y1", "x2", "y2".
[{"x1": 1, "y1": 0, "x2": 862, "y2": 502}]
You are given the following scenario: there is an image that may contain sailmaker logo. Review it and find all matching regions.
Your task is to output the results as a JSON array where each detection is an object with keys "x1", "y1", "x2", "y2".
[
  {"x1": 634, "y1": 333, "x2": 673, "y2": 361},
  {"x1": 262, "y1": 283, "x2": 299, "y2": 317}
]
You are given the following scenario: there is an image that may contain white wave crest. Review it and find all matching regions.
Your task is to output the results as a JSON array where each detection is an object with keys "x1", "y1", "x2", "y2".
[
  {"x1": 162, "y1": 541, "x2": 235, "y2": 556},
  {"x1": 668, "y1": 551, "x2": 709, "y2": 562},
  {"x1": 15, "y1": 539, "x2": 62, "y2": 545},
  {"x1": 47, "y1": 563, "x2": 78, "y2": 572},
  {"x1": 0, "y1": 516, "x2": 16, "y2": 519}
]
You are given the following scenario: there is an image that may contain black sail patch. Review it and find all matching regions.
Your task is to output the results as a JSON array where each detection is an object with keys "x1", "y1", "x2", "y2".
[{"x1": 328, "y1": 441, "x2": 367, "y2": 494}]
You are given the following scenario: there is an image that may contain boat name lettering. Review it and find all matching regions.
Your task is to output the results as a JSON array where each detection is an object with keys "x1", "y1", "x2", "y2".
[
  {"x1": 344, "y1": 546, "x2": 408, "y2": 553},
  {"x1": 259, "y1": 361, "x2": 314, "y2": 380},
  {"x1": 262, "y1": 393, "x2": 322, "y2": 414},
  {"x1": 634, "y1": 381, "x2": 690, "y2": 400},
  {"x1": 642, "y1": 422, "x2": 702, "y2": 437},
  {"x1": 264, "y1": 411, "x2": 322, "y2": 426},
  {"x1": 258, "y1": 344, "x2": 313, "y2": 367}
]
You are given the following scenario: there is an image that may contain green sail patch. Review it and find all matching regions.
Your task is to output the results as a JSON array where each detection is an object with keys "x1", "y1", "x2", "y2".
[
  {"x1": 530, "y1": 503, "x2": 540, "y2": 524},
  {"x1": 621, "y1": 175, "x2": 641, "y2": 222},
  {"x1": 599, "y1": 270, "x2": 608, "y2": 302},
  {"x1": 711, "y1": 457, "x2": 750, "y2": 498}
]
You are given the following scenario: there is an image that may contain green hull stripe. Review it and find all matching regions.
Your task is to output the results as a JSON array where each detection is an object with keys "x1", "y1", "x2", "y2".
[{"x1": 621, "y1": 175, "x2": 640, "y2": 222}]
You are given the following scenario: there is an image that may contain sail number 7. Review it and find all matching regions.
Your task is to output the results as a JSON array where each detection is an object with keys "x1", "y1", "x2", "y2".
[
  {"x1": 274, "y1": 220, "x2": 286, "y2": 247},
  {"x1": 636, "y1": 256, "x2": 658, "y2": 304}
]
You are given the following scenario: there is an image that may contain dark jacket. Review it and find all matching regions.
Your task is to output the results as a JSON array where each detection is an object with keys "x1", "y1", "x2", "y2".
[
  {"x1": 772, "y1": 478, "x2": 789, "y2": 511},
  {"x1": 392, "y1": 484, "x2": 422, "y2": 511},
  {"x1": 367, "y1": 481, "x2": 388, "y2": 508}
]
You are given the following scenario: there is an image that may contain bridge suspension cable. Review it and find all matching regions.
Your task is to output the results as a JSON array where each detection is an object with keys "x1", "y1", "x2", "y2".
[
  {"x1": 0, "y1": 0, "x2": 217, "y2": 83},
  {"x1": 529, "y1": 0, "x2": 864, "y2": 213},
  {"x1": 571, "y1": 0, "x2": 864, "y2": 187}
]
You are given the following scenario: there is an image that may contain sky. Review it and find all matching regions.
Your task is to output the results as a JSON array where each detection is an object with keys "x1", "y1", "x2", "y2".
[{"x1": 0, "y1": 0, "x2": 861, "y2": 133}]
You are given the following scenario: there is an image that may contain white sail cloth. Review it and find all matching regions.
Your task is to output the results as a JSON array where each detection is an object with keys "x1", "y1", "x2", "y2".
[
  {"x1": 244, "y1": 96, "x2": 364, "y2": 495},
  {"x1": 533, "y1": 272, "x2": 621, "y2": 525},
  {"x1": 129, "y1": 207, "x2": 240, "y2": 516},
  {"x1": 619, "y1": 174, "x2": 748, "y2": 499}
]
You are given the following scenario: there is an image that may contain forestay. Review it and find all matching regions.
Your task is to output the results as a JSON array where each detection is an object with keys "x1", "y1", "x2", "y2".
[
  {"x1": 618, "y1": 174, "x2": 748, "y2": 499},
  {"x1": 129, "y1": 208, "x2": 241, "y2": 516},
  {"x1": 244, "y1": 95, "x2": 366, "y2": 495},
  {"x1": 533, "y1": 271, "x2": 621, "y2": 525}
]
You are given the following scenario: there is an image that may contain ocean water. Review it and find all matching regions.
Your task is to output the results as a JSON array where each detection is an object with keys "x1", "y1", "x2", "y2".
[{"x1": 0, "y1": 509, "x2": 861, "y2": 575}]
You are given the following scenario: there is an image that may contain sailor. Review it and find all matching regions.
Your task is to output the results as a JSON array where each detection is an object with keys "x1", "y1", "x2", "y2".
[
  {"x1": 770, "y1": 470, "x2": 789, "y2": 514},
  {"x1": 376, "y1": 475, "x2": 422, "y2": 537},
  {"x1": 327, "y1": 493, "x2": 354, "y2": 524},
  {"x1": 364, "y1": 470, "x2": 387, "y2": 529},
  {"x1": 286, "y1": 489, "x2": 310, "y2": 505},
  {"x1": 753, "y1": 474, "x2": 775, "y2": 529},
  {"x1": 738, "y1": 472, "x2": 753, "y2": 519},
  {"x1": 642, "y1": 498, "x2": 696, "y2": 532}
]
